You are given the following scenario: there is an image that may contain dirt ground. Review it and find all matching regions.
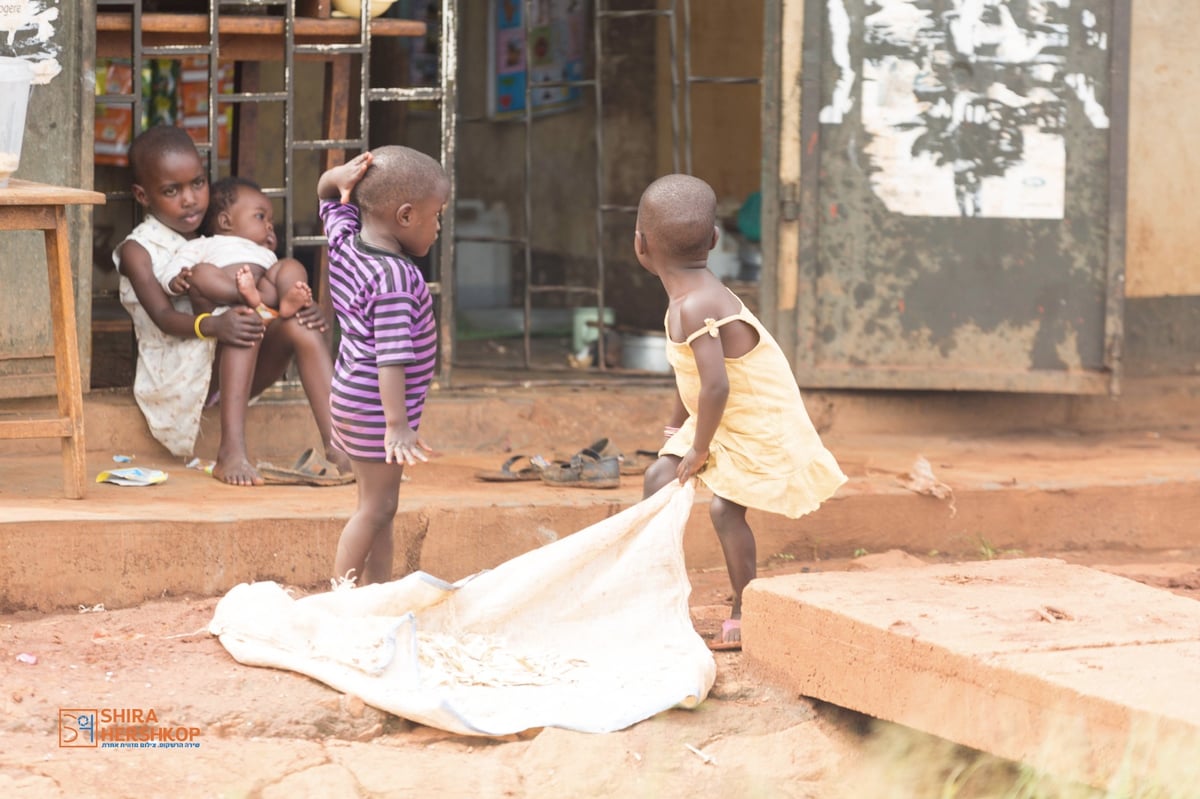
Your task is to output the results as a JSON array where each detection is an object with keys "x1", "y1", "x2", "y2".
[
  {"x1": 3, "y1": 544, "x2": 1199, "y2": 799},
  {"x1": 6, "y1": 389, "x2": 1200, "y2": 797}
]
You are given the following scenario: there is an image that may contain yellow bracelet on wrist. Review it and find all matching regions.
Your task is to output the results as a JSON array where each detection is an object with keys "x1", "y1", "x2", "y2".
[{"x1": 194, "y1": 312, "x2": 212, "y2": 340}]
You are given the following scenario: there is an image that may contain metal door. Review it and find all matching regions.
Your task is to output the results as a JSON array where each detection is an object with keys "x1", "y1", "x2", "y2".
[{"x1": 765, "y1": 0, "x2": 1129, "y2": 393}]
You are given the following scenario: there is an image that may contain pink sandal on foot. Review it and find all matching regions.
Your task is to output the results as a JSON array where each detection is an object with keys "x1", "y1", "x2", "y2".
[{"x1": 708, "y1": 618, "x2": 742, "y2": 651}]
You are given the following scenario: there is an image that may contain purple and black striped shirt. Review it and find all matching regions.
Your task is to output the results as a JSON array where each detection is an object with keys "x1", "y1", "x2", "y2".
[{"x1": 320, "y1": 200, "x2": 437, "y2": 461}]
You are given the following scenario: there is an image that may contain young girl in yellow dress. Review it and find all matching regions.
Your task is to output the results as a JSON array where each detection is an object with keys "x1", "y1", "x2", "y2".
[{"x1": 637, "y1": 174, "x2": 847, "y2": 650}]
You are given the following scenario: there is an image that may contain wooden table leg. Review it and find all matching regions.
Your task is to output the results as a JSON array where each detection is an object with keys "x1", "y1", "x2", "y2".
[{"x1": 44, "y1": 206, "x2": 87, "y2": 499}]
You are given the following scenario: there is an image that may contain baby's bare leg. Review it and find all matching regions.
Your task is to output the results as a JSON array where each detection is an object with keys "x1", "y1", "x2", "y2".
[
  {"x1": 186, "y1": 288, "x2": 218, "y2": 315},
  {"x1": 278, "y1": 282, "x2": 313, "y2": 319},
  {"x1": 235, "y1": 265, "x2": 265, "y2": 308},
  {"x1": 188, "y1": 262, "x2": 243, "y2": 307},
  {"x1": 268, "y1": 258, "x2": 315, "y2": 319},
  {"x1": 254, "y1": 268, "x2": 279, "y2": 310}
]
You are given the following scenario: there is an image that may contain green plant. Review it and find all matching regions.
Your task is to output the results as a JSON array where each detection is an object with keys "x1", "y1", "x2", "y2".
[
  {"x1": 853, "y1": 547, "x2": 869, "y2": 558},
  {"x1": 977, "y1": 536, "x2": 1023, "y2": 561}
]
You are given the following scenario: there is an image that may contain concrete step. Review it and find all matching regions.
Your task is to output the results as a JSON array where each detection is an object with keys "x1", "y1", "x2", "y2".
[
  {"x1": 5, "y1": 374, "x2": 1200, "y2": 459},
  {"x1": 0, "y1": 382, "x2": 679, "y2": 460},
  {"x1": 5, "y1": 426, "x2": 1200, "y2": 612},
  {"x1": 741, "y1": 558, "x2": 1200, "y2": 789}
]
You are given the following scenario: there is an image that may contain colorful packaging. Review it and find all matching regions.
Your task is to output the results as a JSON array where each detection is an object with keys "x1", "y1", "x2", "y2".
[
  {"x1": 94, "y1": 56, "x2": 234, "y2": 166},
  {"x1": 94, "y1": 59, "x2": 134, "y2": 166}
]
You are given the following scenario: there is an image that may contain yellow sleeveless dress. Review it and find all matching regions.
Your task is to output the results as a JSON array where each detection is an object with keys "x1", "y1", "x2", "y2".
[{"x1": 659, "y1": 300, "x2": 847, "y2": 518}]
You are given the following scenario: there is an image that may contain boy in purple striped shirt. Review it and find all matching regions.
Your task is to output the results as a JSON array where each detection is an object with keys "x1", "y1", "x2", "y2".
[{"x1": 318, "y1": 147, "x2": 449, "y2": 586}]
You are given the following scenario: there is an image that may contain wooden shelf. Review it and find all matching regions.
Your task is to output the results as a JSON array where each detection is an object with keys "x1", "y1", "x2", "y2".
[{"x1": 97, "y1": 12, "x2": 426, "y2": 61}]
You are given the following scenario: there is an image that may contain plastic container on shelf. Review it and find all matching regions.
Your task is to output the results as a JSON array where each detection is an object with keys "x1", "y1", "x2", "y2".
[
  {"x1": 0, "y1": 57, "x2": 34, "y2": 188},
  {"x1": 621, "y1": 331, "x2": 670, "y2": 373},
  {"x1": 454, "y1": 199, "x2": 512, "y2": 309}
]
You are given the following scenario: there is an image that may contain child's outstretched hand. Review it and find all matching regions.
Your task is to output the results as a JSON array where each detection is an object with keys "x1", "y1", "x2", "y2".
[
  {"x1": 384, "y1": 425, "x2": 433, "y2": 467},
  {"x1": 320, "y1": 152, "x2": 373, "y2": 204},
  {"x1": 167, "y1": 267, "x2": 193, "y2": 296}
]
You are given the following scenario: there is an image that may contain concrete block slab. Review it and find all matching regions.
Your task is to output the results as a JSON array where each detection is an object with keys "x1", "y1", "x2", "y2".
[{"x1": 741, "y1": 558, "x2": 1200, "y2": 789}]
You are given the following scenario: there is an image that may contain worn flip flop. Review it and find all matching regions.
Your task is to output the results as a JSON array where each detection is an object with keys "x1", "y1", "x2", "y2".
[
  {"x1": 621, "y1": 449, "x2": 659, "y2": 476},
  {"x1": 587, "y1": 439, "x2": 657, "y2": 476},
  {"x1": 540, "y1": 448, "x2": 620, "y2": 489},
  {"x1": 258, "y1": 448, "x2": 356, "y2": 487},
  {"x1": 475, "y1": 454, "x2": 545, "y2": 482},
  {"x1": 708, "y1": 618, "x2": 742, "y2": 651}
]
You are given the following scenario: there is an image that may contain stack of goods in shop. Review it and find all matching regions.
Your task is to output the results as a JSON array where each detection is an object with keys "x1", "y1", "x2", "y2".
[{"x1": 95, "y1": 56, "x2": 234, "y2": 168}]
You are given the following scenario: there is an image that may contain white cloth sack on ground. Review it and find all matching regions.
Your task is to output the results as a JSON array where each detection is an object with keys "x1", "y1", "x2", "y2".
[{"x1": 209, "y1": 481, "x2": 716, "y2": 736}]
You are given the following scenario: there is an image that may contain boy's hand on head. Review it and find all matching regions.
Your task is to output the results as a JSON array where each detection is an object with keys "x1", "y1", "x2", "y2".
[
  {"x1": 213, "y1": 306, "x2": 266, "y2": 347},
  {"x1": 341, "y1": 152, "x2": 372, "y2": 203},
  {"x1": 384, "y1": 426, "x2": 433, "y2": 467},
  {"x1": 322, "y1": 152, "x2": 373, "y2": 203}
]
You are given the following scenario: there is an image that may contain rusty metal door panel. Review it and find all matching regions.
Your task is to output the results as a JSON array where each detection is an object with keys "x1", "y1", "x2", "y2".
[{"x1": 789, "y1": 0, "x2": 1128, "y2": 393}]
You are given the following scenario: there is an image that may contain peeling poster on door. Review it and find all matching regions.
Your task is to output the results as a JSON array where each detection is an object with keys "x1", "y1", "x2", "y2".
[
  {"x1": 822, "y1": 0, "x2": 1110, "y2": 219},
  {"x1": 0, "y1": 0, "x2": 61, "y2": 84}
]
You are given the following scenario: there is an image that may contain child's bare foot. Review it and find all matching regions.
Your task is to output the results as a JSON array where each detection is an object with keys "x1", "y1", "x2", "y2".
[
  {"x1": 279, "y1": 281, "x2": 313, "y2": 319},
  {"x1": 326, "y1": 445, "x2": 352, "y2": 477},
  {"x1": 236, "y1": 265, "x2": 264, "y2": 308},
  {"x1": 212, "y1": 454, "x2": 264, "y2": 487}
]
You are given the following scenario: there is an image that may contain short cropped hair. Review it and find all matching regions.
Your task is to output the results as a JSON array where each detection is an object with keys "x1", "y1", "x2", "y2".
[
  {"x1": 637, "y1": 174, "x2": 717, "y2": 261},
  {"x1": 353, "y1": 145, "x2": 446, "y2": 217},
  {"x1": 204, "y1": 176, "x2": 263, "y2": 234},
  {"x1": 128, "y1": 125, "x2": 202, "y2": 185}
]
